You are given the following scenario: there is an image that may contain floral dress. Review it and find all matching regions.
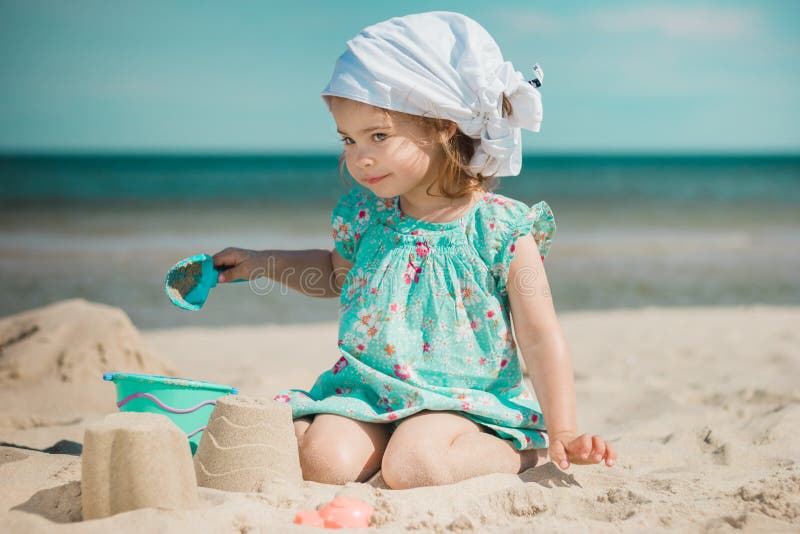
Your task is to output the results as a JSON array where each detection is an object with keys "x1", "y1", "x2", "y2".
[{"x1": 273, "y1": 186, "x2": 556, "y2": 450}]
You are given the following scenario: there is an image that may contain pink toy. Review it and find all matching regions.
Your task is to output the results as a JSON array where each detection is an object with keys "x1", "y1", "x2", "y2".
[{"x1": 294, "y1": 496, "x2": 374, "y2": 529}]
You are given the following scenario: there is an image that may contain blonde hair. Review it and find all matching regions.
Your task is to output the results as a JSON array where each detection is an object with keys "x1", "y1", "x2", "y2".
[{"x1": 335, "y1": 95, "x2": 514, "y2": 200}]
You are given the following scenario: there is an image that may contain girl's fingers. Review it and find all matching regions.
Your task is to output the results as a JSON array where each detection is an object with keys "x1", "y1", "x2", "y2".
[
  {"x1": 567, "y1": 433, "x2": 592, "y2": 462},
  {"x1": 212, "y1": 248, "x2": 240, "y2": 268},
  {"x1": 550, "y1": 440, "x2": 569, "y2": 470},
  {"x1": 218, "y1": 264, "x2": 248, "y2": 284},
  {"x1": 590, "y1": 435, "x2": 606, "y2": 463}
]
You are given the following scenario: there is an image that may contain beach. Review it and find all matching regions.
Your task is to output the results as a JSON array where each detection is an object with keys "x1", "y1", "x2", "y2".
[
  {"x1": 1, "y1": 154, "x2": 798, "y2": 531},
  {"x1": 1, "y1": 299, "x2": 798, "y2": 532}
]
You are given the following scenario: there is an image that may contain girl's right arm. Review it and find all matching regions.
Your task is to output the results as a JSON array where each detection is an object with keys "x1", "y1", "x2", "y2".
[{"x1": 212, "y1": 247, "x2": 353, "y2": 298}]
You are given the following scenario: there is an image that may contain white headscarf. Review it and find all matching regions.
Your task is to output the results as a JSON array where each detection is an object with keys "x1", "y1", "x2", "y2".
[{"x1": 321, "y1": 11, "x2": 543, "y2": 177}]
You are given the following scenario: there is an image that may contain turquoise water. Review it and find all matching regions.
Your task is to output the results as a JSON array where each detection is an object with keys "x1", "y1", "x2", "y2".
[{"x1": 1, "y1": 154, "x2": 798, "y2": 329}]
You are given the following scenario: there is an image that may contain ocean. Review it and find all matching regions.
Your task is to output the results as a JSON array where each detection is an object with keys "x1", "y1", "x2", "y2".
[{"x1": 1, "y1": 154, "x2": 798, "y2": 330}]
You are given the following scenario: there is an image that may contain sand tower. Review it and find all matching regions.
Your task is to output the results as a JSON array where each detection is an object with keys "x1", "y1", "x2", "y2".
[
  {"x1": 193, "y1": 395, "x2": 302, "y2": 492},
  {"x1": 81, "y1": 412, "x2": 199, "y2": 519}
]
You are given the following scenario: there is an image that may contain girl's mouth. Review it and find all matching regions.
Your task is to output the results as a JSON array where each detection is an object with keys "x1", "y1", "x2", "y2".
[{"x1": 365, "y1": 174, "x2": 388, "y2": 184}]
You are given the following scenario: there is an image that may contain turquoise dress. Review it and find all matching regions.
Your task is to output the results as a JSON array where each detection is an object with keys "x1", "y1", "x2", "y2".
[{"x1": 273, "y1": 186, "x2": 556, "y2": 450}]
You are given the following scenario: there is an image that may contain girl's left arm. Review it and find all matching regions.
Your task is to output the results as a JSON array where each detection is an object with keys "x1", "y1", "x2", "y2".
[{"x1": 505, "y1": 233, "x2": 616, "y2": 469}]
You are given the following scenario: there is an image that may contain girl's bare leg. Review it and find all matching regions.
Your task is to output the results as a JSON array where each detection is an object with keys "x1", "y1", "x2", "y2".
[
  {"x1": 380, "y1": 410, "x2": 546, "y2": 490},
  {"x1": 292, "y1": 414, "x2": 392, "y2": 485}
]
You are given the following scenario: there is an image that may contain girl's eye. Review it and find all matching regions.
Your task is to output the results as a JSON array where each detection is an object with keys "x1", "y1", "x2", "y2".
[{"x1": 339, "y1": 133, "x2": 387, "y2": 145}]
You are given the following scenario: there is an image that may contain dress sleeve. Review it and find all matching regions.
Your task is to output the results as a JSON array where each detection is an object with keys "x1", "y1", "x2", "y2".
[
  {"x1": 331, "y1": 186, "x2": 372, "y2": 263},
  {"x1": 491, "y1": 200, "x2": 556, "y2": 296}
]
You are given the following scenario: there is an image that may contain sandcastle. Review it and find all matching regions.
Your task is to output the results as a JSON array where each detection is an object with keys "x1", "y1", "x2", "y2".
[
  {"x1": 193, "y1": 394, "x2": 302, "y2": 492},
  {"x1": 81, "y1": 412, "x2": 199, "y2": 520}
]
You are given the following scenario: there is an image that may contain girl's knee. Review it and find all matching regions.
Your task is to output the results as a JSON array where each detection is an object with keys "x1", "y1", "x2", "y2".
[
  {"x1": 296, "y1": 417, "x2": 389, "y2": 485},
  {"x1": 381, "y1": 446, "x2": 450, "y2": 489},
  {"x1": 298, "y1": 432, "x2": 368, "y2": 484}
]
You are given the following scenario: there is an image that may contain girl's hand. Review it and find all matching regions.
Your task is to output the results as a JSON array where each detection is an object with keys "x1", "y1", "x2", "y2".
[
  {"x1": 548, "y1": 431, "x2": 616, "y2": 470},
  {"x1": 211, "y1": 247, "x2": 264, "y2": 284}
]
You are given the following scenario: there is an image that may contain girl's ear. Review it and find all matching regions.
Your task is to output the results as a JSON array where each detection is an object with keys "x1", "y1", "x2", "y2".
[{"x1": 443, "y1": 121, "x2": 459, "y2": 142}]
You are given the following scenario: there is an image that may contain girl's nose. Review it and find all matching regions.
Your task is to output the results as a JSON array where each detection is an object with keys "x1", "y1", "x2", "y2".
[{"x1": 353, "y1": 146, "x2": 376, "y2": 168}]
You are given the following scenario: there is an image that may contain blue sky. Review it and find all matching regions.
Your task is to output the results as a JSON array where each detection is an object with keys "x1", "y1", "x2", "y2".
[{"x1": 1, "y1": 0, "x2": 798, "y2": 154}]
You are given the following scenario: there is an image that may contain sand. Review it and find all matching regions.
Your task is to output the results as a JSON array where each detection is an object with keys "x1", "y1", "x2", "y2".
[
  {"x1": 165, "y1": 260, "x2": 204, "y2": 304},
  {"x1": 0, "y1": 299, "x2": 799, "y2": 532}
]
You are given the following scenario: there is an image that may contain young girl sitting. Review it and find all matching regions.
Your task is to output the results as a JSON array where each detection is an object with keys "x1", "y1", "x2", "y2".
[{"x1": 212, "y1": 11, "x2": 616, "y2": 490}]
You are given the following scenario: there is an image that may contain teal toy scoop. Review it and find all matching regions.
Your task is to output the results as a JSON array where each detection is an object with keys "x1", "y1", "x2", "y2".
[{"x1": 165, "y1": 253, "x2": 244, "y2": 311}]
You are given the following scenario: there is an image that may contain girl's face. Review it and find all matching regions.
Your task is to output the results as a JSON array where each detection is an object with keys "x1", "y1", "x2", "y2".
[{"x1": 330, "y1": 97, "x2": 446, "y2": 199}]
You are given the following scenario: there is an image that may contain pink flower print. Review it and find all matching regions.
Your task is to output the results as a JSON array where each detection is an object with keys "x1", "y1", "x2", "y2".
[
  {"x1": 479, "y1": 358, "x2": 487, "y2": 366},
  {"x1": 334, "y1": 387, "x2": 352, "y2": 395},
  {"x1": 516, "y1": 413, "x2": 523, "y2": 421},
  {"x1": 332, "y1": 356, "x2": 348, "y2": 375},
  {"x1": 384, "y1": 384, "x2": 392, "y2": 392},
  {"x1": 393, "y1": 364, "x2": 411, "y2": 381},
  {"x1": 405, "y1": 254, "x2": 422, "y2": 284},
  {"x1": 470, "y1": 319, "x2": 481, "y2": 331},
  {"x1": 369, "y1": 287, "x2": 378, "y2": 295},
  {"x1": 390, "y1": 302, "x2": 399, "y2": 312},
  {"x1": 356, "y1": 343, "x2": 366, "y2": 352},
  {"x1": 273, "y1": 394, "x2": 290, "y2": 403},
  {"x1": 415, "y1": 240, "x2": 430, "y2": 258},
  {"x1": 461, "y1": 402, "x2": 472, "y2": 411},
  {"x1": 357, "y1": 208, "x2": 369, "y2": 222},
  {"x1": 387, "y1": 413, "x2": 398, "y2": 421},
  {"x1": 509, "y1": 242, "x2": 516, "y2": 254},
  {"x1": 525, "y1": 435, "x2": 532, "y2": 444},
  {"x1": 530, "y1": 413, "x2": 539, "y2": 424},
  {"x1": 337, "y1": 338, "x2": 344, "y2": 346},
  {"x1": 422, "y1": 342, "x2": 430, "y2": 353},
  {"x1": 500, "y1": 359, "x2": 508, "y2": 368},
  {"x1": 486, "y1": 310, "x2": 495, "y2": 319}
]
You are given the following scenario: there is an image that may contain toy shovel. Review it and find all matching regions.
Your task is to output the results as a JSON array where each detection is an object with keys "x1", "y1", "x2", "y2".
[{"x1": 164, "y1": 253, "x2": 244, "y2": 311}]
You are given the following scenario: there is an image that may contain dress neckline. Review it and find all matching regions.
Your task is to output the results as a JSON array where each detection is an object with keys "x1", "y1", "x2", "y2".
[{"x1": 391, "y1": 191, "x2": 488, "y2": 231}]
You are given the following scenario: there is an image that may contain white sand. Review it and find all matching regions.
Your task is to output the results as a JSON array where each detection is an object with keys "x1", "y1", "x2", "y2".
[{"x1": 0, "y1": 299, "x2": 798, "y2": 532}]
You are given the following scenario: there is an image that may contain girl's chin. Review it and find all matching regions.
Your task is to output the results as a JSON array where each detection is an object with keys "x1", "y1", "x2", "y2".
[{"x1": 364, "y1": 182, "x2": 396, "y2": 198}]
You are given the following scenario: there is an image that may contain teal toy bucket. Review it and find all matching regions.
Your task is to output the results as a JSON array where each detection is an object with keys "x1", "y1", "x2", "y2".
[{"x1": 103, "y1": 372, "x2": 238, "y2": 455}]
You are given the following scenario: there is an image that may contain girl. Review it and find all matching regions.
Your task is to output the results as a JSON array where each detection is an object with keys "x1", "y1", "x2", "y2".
[{"x1": 212, "y1": 11, "x2": 616, "y2": 490}]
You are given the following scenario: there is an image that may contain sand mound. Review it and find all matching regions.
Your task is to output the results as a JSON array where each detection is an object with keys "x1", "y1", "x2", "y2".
[{"x1": 0, "y1": 299, "x2": 179, "y2": 385}]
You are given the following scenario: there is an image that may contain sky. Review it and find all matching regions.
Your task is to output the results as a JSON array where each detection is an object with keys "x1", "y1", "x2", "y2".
[{"x1": 1, "y1": 0, "x2": 798, "y2": 155}]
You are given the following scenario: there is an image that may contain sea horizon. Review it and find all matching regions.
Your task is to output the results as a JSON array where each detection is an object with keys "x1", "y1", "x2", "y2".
[{"x1": 1, "y1": 152, "x2": 798, "y2": 329}]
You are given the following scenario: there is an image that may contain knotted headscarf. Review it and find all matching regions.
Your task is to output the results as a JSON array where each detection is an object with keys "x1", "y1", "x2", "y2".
[{"x1": 321, "y1": 11, "x2": 543, "y2": 177}]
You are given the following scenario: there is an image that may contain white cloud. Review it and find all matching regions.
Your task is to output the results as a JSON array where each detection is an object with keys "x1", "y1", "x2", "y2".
[{"x1": 587, "y1": 4, "x2": 763, "y2": 39}]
